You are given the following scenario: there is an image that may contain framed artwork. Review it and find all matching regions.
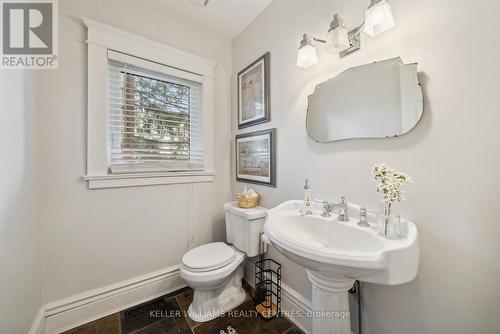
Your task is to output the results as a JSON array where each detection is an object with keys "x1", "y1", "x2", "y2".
[
  {"x1": 237, "y1": 52, "x2": 270, "y2": 129},
  {"x1": 236, "y1": 129, "x2": 276, "y2": 187}
]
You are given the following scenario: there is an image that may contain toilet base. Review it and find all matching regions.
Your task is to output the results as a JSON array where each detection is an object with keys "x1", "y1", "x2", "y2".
[{"x1": 187, "y1": 266, "x2": 246, "y2": 322}]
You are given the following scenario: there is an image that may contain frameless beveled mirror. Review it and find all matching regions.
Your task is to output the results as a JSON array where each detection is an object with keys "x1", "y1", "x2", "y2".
[{"x1": 306, "y1": 57, "x2": 423, "y2": 142}]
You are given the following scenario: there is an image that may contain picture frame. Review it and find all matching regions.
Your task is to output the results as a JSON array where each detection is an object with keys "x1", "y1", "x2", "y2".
[
  {"x1": 235, "y1": 129, "x2": 276, "y2": 187},
  {"x1": 237, "y1": 52, "x2": 270, "y2": 129}
]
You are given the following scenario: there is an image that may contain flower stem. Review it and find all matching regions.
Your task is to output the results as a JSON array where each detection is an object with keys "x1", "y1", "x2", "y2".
[{"x1": 385, "y1": 203, "x2": 392, "y2": 236}]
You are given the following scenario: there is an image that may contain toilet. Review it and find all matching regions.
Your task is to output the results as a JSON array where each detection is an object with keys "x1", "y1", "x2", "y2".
[{"x1": 180, "y1": 202, "x2": 267, "y2": 322}]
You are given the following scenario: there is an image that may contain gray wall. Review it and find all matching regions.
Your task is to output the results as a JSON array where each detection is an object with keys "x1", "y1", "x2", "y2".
[
  {"x1": 0, "y1": 72, "x2": 43, "y2": 333},
  {"x1": 232, "y1": 1, "x2": 500, "y2": 333}
]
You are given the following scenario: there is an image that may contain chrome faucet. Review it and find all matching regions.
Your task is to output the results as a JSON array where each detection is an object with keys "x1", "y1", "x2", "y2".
[{"x1": 321, "y1": 196, "x2": 350, "y2": 222}]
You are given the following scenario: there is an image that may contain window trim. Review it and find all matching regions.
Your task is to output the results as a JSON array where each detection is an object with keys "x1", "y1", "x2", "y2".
[{"x1": 82, "y1": 18, "x2": 216, "y2": 189}]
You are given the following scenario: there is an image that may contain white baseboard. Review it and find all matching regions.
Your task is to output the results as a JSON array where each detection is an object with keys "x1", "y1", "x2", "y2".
[
  {"x1": 281, "y1": 281, "x2": 313, "y2": 334},
  {"x1": 28, "y1": 306, "x2": 46, "y2": 334},
  {"x1": 36, "y1": 265, "x2": 185, "y2": 334}
]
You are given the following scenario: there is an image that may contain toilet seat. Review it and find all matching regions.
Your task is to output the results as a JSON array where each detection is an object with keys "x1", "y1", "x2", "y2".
[
  {"x1": 181, "y1": 247, "x2": 245, "y2": 290},
  {"x1": 182, "y1": 242, "x2": 235, "y2": 272}
]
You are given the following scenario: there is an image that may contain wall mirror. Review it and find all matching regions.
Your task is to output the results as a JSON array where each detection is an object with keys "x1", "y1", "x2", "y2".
[{"x1": 306, "y1": 57, "x2": 423, "y2": 142}]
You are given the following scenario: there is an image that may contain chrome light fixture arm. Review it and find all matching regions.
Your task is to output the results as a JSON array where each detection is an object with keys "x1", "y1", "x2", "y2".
[
  {"x1": 312, "y1": 37, "x2": 326, "y2": 44},
  {"x1": 299, "y1": 34, "x2": 326, "y2": 47},
  {"x1": 297, "y1": 0, "x2": 395, "y2": 68}
]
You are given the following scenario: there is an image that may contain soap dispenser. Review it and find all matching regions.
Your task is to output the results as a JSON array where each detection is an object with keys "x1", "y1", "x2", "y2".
[{"x1": 301, "y1": 179, "x2": 313, "y2": 216}]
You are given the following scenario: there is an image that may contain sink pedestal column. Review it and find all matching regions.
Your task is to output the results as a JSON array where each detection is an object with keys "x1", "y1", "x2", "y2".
[{"x1": 307, "y1": 271, "x2": 355, "y2": 334}]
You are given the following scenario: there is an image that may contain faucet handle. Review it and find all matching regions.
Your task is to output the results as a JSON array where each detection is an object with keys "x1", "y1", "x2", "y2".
[
  {"x1": 357, "y1": 208, "x2": 370, "y2": 227},
  {"x1": 313, "y1": 200, "x2": 333, "y2": 217}
]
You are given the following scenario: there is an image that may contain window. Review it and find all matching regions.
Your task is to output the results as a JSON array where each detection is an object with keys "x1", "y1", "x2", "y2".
[
  {"x1": 107, "y1": 51, "x2": 203, "y2": 173},
  {"x1": 83, "y1": 18, "x2": 215, "y2": 189}
]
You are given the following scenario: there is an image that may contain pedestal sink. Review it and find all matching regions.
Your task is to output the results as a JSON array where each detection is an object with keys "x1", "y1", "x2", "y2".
[{"x1": 264, "y1": 200, "x2": 419, "y2": 334}]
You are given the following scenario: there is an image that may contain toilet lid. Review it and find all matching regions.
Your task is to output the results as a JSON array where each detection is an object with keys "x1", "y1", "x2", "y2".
[{"x1": 182, "y1": 242, "x2": 235, "y2": 272}]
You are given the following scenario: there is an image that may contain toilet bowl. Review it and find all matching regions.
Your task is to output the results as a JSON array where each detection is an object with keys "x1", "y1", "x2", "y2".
[
  {"x1": 181, "y1": 243, "x2": 246, "y2": 322},
  {"x1": 180, "y1": 202, "x2": 267, "y2": 322}
]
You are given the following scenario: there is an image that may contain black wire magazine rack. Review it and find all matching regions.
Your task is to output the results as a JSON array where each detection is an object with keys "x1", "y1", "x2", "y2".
[{"x1": 254, "y1": 233, "x2": 282, "y2": 319}]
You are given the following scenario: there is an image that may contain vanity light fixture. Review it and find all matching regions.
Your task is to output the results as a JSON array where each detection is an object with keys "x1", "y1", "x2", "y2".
[
  {"x1": 364, "y1": 0, "x2": 395, "y2": 36},
  {"x1": 297, "y1": 34, "x2": 321, "y2": 69},
  {"x1": 297, "y1": 0, "x2": 395, "y2": 69}
]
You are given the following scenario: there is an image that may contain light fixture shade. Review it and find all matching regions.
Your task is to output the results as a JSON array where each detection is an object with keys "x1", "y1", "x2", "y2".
[
  {"x1": 297, "y1": 35, "x2": 318, "y2": 68},
  {"x1": 364, "y1": 0, "x2": 395, "y2": 37},
  {"x1": 325, "y1": 14, "x2": 350, "y2": 54},
  {"x1": 297, "y1": 45, "x2": 318, "y2": 68},
  {"x1": 326, "y1": 27, "x2": 349, "y2": 53}
]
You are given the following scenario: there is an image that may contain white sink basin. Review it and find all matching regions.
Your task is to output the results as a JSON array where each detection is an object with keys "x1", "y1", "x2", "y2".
[{"x1": 264, "y1": 200, "x2": 419, "y2": 334}]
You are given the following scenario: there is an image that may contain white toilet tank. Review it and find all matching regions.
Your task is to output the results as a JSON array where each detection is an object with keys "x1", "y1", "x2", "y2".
[{"x1": 224, "y1": 202, "x2": 267, "y2": 258}]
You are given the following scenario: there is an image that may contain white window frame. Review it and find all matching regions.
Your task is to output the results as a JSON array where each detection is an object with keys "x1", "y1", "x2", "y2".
[{"x1": 82, "y1": 18, "x2": 216, "y2": 189}]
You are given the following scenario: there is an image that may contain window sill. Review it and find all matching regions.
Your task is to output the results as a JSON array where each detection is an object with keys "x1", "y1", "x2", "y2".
[{"x1": 82, "y1": 171, "x2": 215, "y2": 189}]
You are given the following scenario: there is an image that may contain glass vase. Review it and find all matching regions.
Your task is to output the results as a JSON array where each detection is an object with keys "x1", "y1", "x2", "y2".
[{"x1": 377, "y1": 202, "x2": 402, "y2": 239}]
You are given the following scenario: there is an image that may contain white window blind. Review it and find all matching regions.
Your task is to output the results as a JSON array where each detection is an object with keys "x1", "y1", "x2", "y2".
[{"x1": 107, "y1": 51, "x2": 204, "y2": 173}]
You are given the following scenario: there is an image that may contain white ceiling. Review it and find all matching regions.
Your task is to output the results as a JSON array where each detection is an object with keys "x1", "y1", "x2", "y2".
[{"x1": 145, "y1": 0, "x2": 273, "y2": 40}]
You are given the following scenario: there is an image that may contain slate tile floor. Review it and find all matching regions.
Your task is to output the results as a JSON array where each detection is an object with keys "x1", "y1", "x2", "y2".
[{"x1": 62, "y1": 284, "x2": 305, "y2": 334}]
